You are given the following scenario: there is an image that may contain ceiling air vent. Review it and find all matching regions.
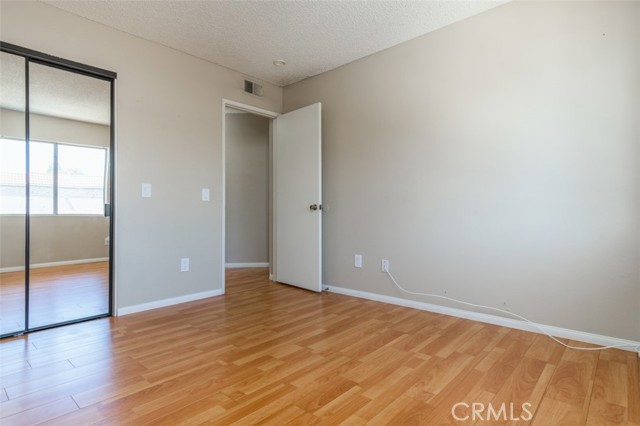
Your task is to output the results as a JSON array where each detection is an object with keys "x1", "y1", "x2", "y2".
[{"x1": 244, "y1": 79, "x2": 263, "y2": 96}]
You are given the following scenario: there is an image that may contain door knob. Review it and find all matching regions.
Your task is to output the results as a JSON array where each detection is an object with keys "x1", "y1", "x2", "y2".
[{"x1": 309, "y1": 204, "x2": 322, "y2": 211}]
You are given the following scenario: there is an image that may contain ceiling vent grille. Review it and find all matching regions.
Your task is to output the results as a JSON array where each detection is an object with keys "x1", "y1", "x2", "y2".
[{"x1": 244, "y1": 80, "x2": 263, "y2": 96}]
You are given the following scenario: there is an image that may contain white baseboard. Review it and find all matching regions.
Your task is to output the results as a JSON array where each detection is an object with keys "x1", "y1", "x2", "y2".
[
  {"x1": 117, "y1": 289, "x2": 223, "y2": 316},
  {"x1": 325, "y1": 285, "x2": 640, "y2": 353},
  {"x1": 0, "y1": 257, "x2": 109, "y2": 273},
  {"x1": 225, "y1": 262, "x2": 269, "y2": 268}
]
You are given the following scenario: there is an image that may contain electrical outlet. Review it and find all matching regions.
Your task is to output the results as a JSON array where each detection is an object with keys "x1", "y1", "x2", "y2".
[
  {"x1": 354, "y1": 254, "x2": 362, "y2": 268},
  {"x1": 104, "y1": 236, "x2": 110, "y2": 246},
  {"x1": 381, "y1": 259, "x2": 389, "y2": 272},
  {"x1": 180, "y1": 258, "x2": 190, "y2": 272}
]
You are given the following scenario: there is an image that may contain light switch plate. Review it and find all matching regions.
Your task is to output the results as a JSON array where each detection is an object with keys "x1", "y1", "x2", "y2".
[
  {"x1": 202, "y1": 188, "x2": 210, "y2": 201},
  {"x1": 141, "y1": 183, "x2": 152, "y2": 198}
]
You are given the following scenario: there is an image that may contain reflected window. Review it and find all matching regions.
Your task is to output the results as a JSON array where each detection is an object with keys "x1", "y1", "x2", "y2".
[
  {"x1": 0, "y1": 138, "x2": 106, "y2": 215},
  {"x1": 0, "y1": 138, "x2": 26, "y2": 214},
  {"x1": 57, "y1": 144, "x2": 106, "y2": 214},
  {"x1": 30, "y1": 141, "x2": 54, "y2": 214}
]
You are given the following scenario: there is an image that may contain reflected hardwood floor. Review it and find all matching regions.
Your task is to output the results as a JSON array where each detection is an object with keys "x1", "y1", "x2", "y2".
[
  {"x1": 0, "y1": 262, "x2": 109, "y2": 335},
  {"x1": 0, "y1": 267, "x2": 638, "y2": 425}
]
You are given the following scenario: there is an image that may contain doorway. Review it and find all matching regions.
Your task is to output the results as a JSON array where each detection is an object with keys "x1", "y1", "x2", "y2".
[
  {"x1": 222, "y1": 101, "x2": 277, "y2": 293},
  {"x1": 0, "y1": 43, "x2": 116, "y2": 337},
  {"x1": 222, "y1": 99, "x2": 322, "y2": 294},
  {"x1": 224, "y1": 107, "x2": 271, "y2": 271}
]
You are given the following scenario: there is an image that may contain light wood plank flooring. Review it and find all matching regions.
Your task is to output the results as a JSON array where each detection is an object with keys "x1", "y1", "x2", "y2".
[
  {"x1": 0, "y1": 268, "x2": 637, "y2": 425},
  {"x1": 0, "y1": 262, "x2": 109, "y2": 335}
]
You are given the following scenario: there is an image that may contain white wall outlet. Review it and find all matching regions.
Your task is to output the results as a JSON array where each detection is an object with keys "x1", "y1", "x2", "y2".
[
  {"x1": 141, "y1": 183, "x2": 152, "y2": 198},
  {"x1": 180, "y1": 258, "x2": 190, "y2": 272},
  {"x1": 104, "y1": 236, "x2": 110, "y2": 246},
  {"x1": 381, "y1": 259, "x2": 389, "y2": 272},
  {"x1": 354, "y1": 254, "x2": 362, "y2": 268},
  {"x1": 202, "y1": 188, "x2": 210, "y2": 201}
]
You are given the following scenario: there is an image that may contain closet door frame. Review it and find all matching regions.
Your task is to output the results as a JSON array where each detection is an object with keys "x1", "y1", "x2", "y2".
[{"x1": 0, "y1": 41, "x2": 117, "y2": 337}]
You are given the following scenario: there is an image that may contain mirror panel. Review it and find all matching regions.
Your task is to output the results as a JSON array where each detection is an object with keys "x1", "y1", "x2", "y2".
[
  {"x1": 0, "y1": 51, "x2": 27, "y2": 336},
  {"x1": 28, "y1": 62, "x2": 111, "y2": 328}
]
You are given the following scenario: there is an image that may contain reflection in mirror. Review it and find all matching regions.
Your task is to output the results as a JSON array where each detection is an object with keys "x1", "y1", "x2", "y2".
[
  {"x1": 28, "y1": 62, "x2": 111, "y2": 328},
  {"x1": 0, "y1": 51, "x2": 27, "y2": 336}
]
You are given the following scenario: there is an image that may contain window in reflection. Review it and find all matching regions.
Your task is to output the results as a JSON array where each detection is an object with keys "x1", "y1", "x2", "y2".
[
  {"x1": 29, "y1": 141, "x2": 54, "y2": 214},
  {"x1": 1, "y1": 138, "x2": 107, "y2": 215},
  {"x1": 57, "y1": 144, "x2": 107, "y2": 215},
  {"x1": 0, "y1": 138, "x2": 26, "y2": 214}
]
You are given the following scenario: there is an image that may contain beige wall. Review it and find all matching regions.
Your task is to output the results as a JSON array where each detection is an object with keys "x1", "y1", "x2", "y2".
[
  {"x1": 284, "y1": 1, "x2": 640, "y2": 340},
  {"x1": 1, "y1": 216, "x2": 108, "y2": 268},
  {"x1": 225, "y1": 112, "x2": 270, "y2": 264},
  {"x1": 1, "y1": 108, "x2": 110, "y2": 147},
  {"x1": 0, "y1": 108, "x2": 110, "y2": 268},
  {"x1": 0, "y1": 1, "x2": 282, "y2": 308}
]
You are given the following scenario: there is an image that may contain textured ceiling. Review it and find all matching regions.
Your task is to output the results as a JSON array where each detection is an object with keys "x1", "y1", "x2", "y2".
[
  {"x1": 0, "y1": 51, "x2": 111, "y2": 125},
  {"x1": 42, "y1": 0, "x2": 507, "y2": 87}
]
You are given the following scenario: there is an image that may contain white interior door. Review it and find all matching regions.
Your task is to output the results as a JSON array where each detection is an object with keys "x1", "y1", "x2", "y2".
[{"x1": 274, "y1": 103, "x2": 322, "y2": 292}]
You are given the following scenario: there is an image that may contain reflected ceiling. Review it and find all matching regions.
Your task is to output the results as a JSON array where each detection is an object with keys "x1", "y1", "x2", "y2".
[{"x1": 1, "y1": 53, "x2": 110, "y2": 126}]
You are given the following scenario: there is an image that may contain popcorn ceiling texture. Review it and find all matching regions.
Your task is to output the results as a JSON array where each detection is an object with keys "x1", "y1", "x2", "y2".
[
  {"x1": 43, "y1": 1, "x2": 506, "y2": 87},
  {"x1": 0, "y1": 53, "x2": 110, "y2": 125}
]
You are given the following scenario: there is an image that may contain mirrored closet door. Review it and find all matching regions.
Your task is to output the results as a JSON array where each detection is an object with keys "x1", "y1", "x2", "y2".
[
  {"x1": 0, "y1": 51, "x2": 27, "y2": 336},
  {"x1": 0, "y1": 43, "x2": 116, "y2": 337}
]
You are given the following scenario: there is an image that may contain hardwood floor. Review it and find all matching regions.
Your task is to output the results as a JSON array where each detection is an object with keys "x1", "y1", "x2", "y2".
[
  {"x1": 0, "y1": 262, "x2": 109, "y2": 335},
  {"x1": 0, "y1": 268, "x2": 637, "y2": 425}
]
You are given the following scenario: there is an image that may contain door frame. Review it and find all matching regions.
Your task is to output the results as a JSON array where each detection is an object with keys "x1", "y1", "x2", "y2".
[
  {"x1": 0, "y1": 42, "x2": 117, "y2": 337},
  {"x1": 221, "y1": 99, "x2": 278, "y2": 294}
]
